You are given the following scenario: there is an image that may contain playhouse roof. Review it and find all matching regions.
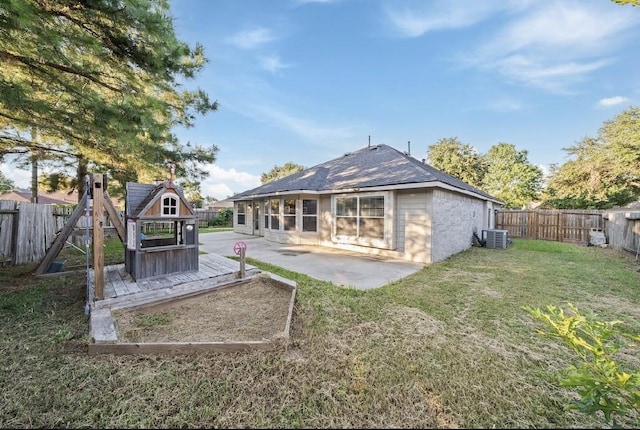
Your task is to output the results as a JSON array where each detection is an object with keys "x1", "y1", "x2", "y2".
[{"x1": 125, "y1": 181, "x2": 192, "y2": 218}]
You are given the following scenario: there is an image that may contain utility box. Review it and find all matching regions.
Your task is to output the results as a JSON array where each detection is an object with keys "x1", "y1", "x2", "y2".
[{"x1": 483, "y1": 229, "x2": 509, "y2": 249}]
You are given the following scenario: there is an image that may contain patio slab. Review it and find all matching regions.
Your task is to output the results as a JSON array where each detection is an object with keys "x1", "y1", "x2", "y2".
[{"x1": 198, "y1": 231, "x2": 424, "y2": 290}]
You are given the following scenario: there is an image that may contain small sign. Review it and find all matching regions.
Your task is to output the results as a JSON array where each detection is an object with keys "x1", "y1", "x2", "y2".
[
  {"x1": 126, "y1": 220, "x2": 137, "y2": 250},
  {"x1": 233, "y1": 241, "x2": 247, "y2": 255}
]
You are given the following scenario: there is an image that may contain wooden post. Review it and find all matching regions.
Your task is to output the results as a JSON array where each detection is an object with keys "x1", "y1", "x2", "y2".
[
  {"x1": 239, "y1": 247, "x2": 246, "y2": 279},
  {"x1": 92, "y1": 174, "x2": 105, "y2": 301}
]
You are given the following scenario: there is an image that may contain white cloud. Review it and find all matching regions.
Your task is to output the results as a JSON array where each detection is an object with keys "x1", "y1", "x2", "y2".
[
  {"x1": 384, "y1": 1, "x2": 527, "y2": 38},
  {"x1": 470, "y1": 1, "x2": 640, "y2": 91},
  {"x1": 200, "y1": 165, "x2": 260, "y2": 200},
  {"x1": 486, "y1": 97, "x2": 524, "y2": 112},
  {"x1": 225, "y1": 27, "x2": 276, "y2": 49},
  {"x1": 492, "y1": 55, "x2": 610, "y2": 92},
  {"x1": 596, "y1": 96, "x2": 630, "y2": 108},
  {"x1": 259, "y1": 55, "x2": 293, "y2": 74},
  {"x1": 1, "y1": 159, "x2": 33, "y2": 190},
  {"x1": 246, "y1": 104, "x2": 357, "y2": 142}
]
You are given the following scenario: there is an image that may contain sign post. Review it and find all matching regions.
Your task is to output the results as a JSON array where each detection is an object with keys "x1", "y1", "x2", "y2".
[{"x1": 233, "y1": 241, "x2": 248, "y2": 278}]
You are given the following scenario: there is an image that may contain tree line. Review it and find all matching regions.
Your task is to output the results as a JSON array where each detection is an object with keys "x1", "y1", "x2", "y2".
[{"x1": 425, "y1": 106, "x2": 640, "y2": 209}]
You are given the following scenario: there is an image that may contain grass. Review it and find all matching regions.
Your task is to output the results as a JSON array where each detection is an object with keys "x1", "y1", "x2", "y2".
[
  {"x1": 57, "y1": 235, "x2": 125, "y2": 269},
  {"x1": 1, "y1": 239, "x2": 639, "y2": 428},
  {"x1": 199, "y1": 226, "x2": 233, "y2": 234}
]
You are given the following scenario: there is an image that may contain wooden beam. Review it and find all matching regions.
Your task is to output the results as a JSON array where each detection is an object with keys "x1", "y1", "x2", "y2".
[
  {"x1": 88, "y1": 340, "x2": 278, "y2": 356},
  {"x1": 103, "y1": 191, "x2": 125, "y2": 243},
  {"x1": 93, "y1": 174, "x2": 105, "y2": 300},
  {"x1": 34, "y1": 194, "x2": 88, "y2": 275}
]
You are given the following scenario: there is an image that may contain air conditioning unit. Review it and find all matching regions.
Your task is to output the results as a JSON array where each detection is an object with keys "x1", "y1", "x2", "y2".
[{"x1": 483, "y1": 229, "x2": 509, "y2": 249}]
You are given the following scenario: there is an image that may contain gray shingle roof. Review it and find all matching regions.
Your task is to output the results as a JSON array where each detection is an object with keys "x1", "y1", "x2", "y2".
[
  {"x1": 231, "y1": 144, "x2": 499, "y2": 201},
  {"x1": 125, "y1": 181, "x2": 190, "y2": 218}
]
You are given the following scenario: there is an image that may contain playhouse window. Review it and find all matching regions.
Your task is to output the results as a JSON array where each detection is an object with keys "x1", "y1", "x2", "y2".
[
  {"x1": 161, "y1": 194, "x2": 179, "y2": 217},
  {"x1": 140, "y1": 220, "x2": 181, "y2": 248}
]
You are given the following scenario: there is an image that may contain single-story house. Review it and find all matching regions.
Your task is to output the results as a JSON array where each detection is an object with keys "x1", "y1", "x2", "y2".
[
  {"x1": 203, "y1": 198, "x2": 234, "y2": 212},
  {"x1": 0, "y1": 188, "x2": 79, "y2": 205},
  {"x1": 230, "y1": 144, "x2": 503, "y2": 264}
]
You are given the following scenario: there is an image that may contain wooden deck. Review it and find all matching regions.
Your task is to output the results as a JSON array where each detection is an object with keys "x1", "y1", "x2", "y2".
[{"x1": 89, "y1": 253, "x2": 258, "y2": 309}]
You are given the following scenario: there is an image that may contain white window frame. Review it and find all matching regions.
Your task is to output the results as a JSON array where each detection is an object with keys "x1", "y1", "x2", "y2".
[
  {"x1": 302, "y1": 199, "x2": 318, "y2": 233},
  {"x1": 269, "y1": 198, "x2": 280, "y2": 231},
  {"x1": 332, "y1": 191, "x2": 392, "y2": 248},
  {"x1": 283, "y1": 198, "x2": 296, "y2": 231},
  {"x1": 237, "y1": 202, "x2": 246, "y2": 225},
  {"x1": 161, "y1": 193, "x2": 180, "y2": 218}
]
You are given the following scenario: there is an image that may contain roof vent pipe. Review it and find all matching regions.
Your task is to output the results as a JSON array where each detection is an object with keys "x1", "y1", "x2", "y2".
[{"x1": 407, "y1": 140, "x2": 411, "y2": 156}]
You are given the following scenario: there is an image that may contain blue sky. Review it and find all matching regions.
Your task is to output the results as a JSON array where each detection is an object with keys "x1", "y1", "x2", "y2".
[{"x1": 3, "y1": 0, "x2": 640, "y2": 200}]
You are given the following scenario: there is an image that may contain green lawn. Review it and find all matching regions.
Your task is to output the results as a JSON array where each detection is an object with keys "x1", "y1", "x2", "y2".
[{"x1": 0, "y1": 239, "x2": 638, "y2": 428}]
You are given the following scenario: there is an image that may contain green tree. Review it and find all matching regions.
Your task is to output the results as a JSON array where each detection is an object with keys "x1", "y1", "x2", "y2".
[
  {"x1": 0, "y1": 0, "x2": 219, "y2": 200},
  {"x1": 612, "y1": 0, "x2": 640, "y2": 6},
  {"x1": 482, "y1": 143, "x2": 543, "y2": 208},
  {"x1": 260, "y1": 162, "x2": 305, "y2": 184},
  {"x1": 0, "y1": 169, "x2": 14, "y2": 193},
  {"x1": 542, "y1": 107, "x2": 640, "y2": 209},
  {"x1": 426, "y1": 137, "x2": 485, "y2": 188},
  {"x1": 179, "y1": 179, "x2": 204, "y2": 209}
]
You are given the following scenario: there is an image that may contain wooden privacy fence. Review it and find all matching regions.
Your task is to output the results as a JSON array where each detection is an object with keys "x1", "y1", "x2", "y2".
[
  {"x1": 495, "y1": 209, "x2": 604, "y2": 244},
  {"x1": 604, "y1": 211, "x2": 640, "y2": 255},
  {"x1": 0, "y1": 200, "x2": 74, "y2": 265}
]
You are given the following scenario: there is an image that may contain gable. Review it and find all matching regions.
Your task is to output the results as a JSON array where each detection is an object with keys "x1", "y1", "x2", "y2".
[{"x1": 125, "y1": 182, "x2": 195, "y2": 219}]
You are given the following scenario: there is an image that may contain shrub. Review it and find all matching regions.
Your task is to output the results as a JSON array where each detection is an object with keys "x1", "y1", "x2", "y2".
[{"x1": 525, "y1": 303, "x2": 639, "y2": 427}]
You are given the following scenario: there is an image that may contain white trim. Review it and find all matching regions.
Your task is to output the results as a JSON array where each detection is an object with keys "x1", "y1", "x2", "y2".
[
  {"x1": 161, "y1": 192, "x2": 180, "y2": 217},
  {"x1": 331, "y1": 191, "x2": 393, "y2": 249}
]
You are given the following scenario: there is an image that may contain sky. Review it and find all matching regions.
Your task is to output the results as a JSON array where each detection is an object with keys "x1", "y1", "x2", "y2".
[{"x1": 3, "y1": 0, "x2": 640, "y2": 200}]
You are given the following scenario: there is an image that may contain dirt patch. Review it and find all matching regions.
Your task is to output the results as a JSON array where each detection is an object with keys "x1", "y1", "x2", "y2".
[{"x1": 112, "y1": 278, "x2": 293, "y2": 343}]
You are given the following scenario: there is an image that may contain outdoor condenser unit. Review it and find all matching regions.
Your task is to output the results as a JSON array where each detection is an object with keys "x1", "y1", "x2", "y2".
[{"x1": 483, "y1": 229, "x2": 509, "y2": 249}]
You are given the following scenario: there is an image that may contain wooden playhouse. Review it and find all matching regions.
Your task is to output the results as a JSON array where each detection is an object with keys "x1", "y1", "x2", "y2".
[{"x1": 124, "y1": 180, "x2": 198, "y2": 280}]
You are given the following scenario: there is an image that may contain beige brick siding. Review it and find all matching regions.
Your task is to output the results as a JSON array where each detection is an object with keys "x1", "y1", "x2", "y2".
[{"x1": 431, "y1": 189, "x2": 486, "y2": 262}]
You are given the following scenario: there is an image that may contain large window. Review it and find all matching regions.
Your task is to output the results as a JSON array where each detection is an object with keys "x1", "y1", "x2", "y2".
[
  {"x1": 237, "y1": 202, "x2": 246, "y2": 225},
  {"x1": 335, "y1": 194, "x2": 385, "y2": 241},
  {"x1": 161, "y1": 193, "x2": 179, "y2": 217},
  {"x1": 302, "y1": 199, "x2": 317, "y2": 232},
  {"x1": 283, "y1": 199, "x2": 296, "y2": 231}
]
